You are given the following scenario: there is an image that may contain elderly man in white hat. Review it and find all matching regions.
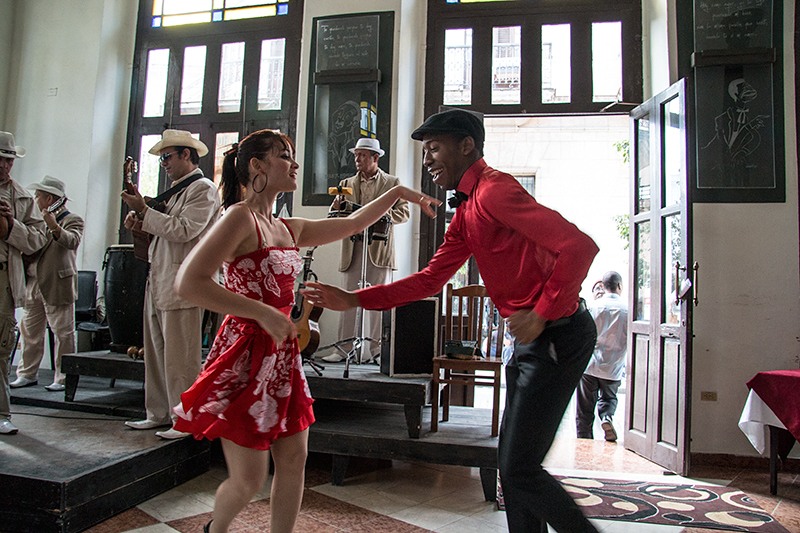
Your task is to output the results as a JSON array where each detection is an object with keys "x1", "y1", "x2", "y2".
[
  {"x1": 121, "y1": 129, "x2": 220, "y2": 439},
  {"x1": 324, "y1": 137, "x2": 409, "y2": 363},
  {"x1": 11, "y1": 176, "x2": 83, "y2": 393},
  {"x1": 0, "y1": 132, "x2": 47, "y2": 435}
]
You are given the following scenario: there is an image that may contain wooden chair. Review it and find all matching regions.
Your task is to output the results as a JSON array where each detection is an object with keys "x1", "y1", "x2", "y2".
[{"x1": 431, "y1": 283, "x2": 505, "y2": 437}]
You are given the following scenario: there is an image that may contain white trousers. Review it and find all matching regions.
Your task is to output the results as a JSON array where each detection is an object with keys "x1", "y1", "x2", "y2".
[
  {"x1": 0, "y1": 268, "x2": 16, "y2": 419},
  {"x1": 338, "y1": 241, "x2": 391, "y2": 357},
  {"x1": 143, "y1": 286, "x2": 203, "y2": 425},
  {"x1": 17, "y1": 278, "x2": 76, "y2": 385}
]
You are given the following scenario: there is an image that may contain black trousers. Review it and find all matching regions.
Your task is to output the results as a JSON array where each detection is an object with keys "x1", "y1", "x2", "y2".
[
  {"x1": 499, "y1": 307, "x2": 599, "y2": 533},
  {"x1": 576, "y1": 375, "x2": 620, "y2": 439}
]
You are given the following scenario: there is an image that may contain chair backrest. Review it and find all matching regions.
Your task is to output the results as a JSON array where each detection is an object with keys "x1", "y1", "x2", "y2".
[
  {"x1": 75, "y1": 270, "x2": 98, "y2": 322},
  {"x1": 443, "y1": 283, "x2": 505, "y2": 360}
]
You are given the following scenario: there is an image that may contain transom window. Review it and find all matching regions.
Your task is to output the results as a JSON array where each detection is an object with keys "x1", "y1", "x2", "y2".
[{"x1": 151, "y1": 0, "x2": 290, "y2": 28}]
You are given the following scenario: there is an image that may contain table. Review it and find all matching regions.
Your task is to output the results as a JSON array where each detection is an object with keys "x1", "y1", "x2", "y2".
[{"x1": 739, "y1": 369, "x2": 800, "y2": 494}]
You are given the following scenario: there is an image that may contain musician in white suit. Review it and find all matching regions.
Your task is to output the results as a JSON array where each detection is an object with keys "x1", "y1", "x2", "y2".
[
  {"x1": 10, "y1": 176, "x2": 83, "y2": 392},
  {"x1": 121, "y1": 129, "x2": 220, "y2": 440},
  {"x1": 324, "y1": 138, "x2": 409, "y2": 362}
]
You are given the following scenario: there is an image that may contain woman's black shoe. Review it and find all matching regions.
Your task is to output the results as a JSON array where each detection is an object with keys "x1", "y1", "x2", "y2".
[{"x1": 203, "y1": 520, "x2": 212, "y2": 533}]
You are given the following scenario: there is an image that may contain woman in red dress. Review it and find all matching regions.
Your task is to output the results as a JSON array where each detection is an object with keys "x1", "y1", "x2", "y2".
[{"x1": 173, "y1": 129, "x2": 439, "y2": 533}]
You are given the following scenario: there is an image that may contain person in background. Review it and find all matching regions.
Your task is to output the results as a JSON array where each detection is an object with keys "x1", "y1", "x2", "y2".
[
  {"x1": 302, "y1": 109, "x2": 600, "y2": 533},
  {"x1": 0, "y1": 131, "x2": 47, "y2": 435},
  {"x1": 10, "y1": 176, "x2": 83, "y2": 392},
  {"x1": 171, "y1": 129, "x2": 439, "y2": 533},
  {"x1": 576, "y1": 270, "x2": 628, "y2": 442},
  {"x1": 121, "y1": 129, "x2": 220, "y2": 440},
  {"x1": 323, "y1": 138, "x2": 409, "y2": 363}
]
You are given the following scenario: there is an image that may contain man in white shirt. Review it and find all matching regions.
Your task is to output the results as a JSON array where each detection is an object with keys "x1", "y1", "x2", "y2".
[
  {"x1": 576, "y1": 271, "x2": 628, "y2": 442},
  {"x1": 120, "y1": 130, "x2": 220, "y2": 440}
]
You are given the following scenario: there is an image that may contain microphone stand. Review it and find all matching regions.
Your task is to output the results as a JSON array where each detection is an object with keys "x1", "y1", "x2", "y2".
[{"x1": 318, "y1": 203, "x2": 380, "y2": 378}]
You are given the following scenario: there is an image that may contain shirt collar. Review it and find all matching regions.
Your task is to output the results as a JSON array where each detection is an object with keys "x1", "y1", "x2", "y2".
[
  {"x1": 454, "y1": 158, "x2": 486, "y2": 198},
  {"x1": 360, "y1": 168, "x2": 380, "y2": 182}
]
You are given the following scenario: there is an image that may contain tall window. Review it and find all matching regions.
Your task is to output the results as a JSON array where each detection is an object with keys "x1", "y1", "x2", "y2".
[
  {"x1": 125, "y1": 0, "x2": 302, "y2": 232},
  {"x1": 420, "y1": 0, "x2": 642, "y2": 271}
]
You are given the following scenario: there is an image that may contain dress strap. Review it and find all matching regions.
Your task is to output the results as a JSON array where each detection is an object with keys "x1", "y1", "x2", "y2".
[
  {"x1": 250, "y1": 209, "x2": 264, "y2": 249},
  {"x1": 279, "y1": 218, "x2": 297, "y2": 247}
]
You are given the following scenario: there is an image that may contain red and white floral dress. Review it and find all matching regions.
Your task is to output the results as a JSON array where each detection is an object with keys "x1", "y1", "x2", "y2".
[{"x1": 173, "y1": 214, "x2": 315, "y2": 450}]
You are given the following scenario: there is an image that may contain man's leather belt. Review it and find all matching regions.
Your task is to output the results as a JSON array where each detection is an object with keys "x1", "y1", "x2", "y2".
[{"x1": 545, "y1": 299, "x2": 588, "y2": 329}]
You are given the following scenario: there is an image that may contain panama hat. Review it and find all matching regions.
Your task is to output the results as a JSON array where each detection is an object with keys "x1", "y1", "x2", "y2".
[
  {"x1": 148, "y1": 129, "x2": 208, "y2": 157},
  {"x1": 348, "y1": 138, "x2": 384, "y2": 157},
  {"x1": 0, "y1": 131, "x2": 26, "y2": 159},
  {"x1": 28, "y1": 175, "x2": 66, "y2": 198}
]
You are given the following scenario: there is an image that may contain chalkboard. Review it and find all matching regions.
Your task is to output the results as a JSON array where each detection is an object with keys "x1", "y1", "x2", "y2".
[
  {"x1": 694, "y1": 0, "x2": 772, "y2": 51},
  {"x1": 316, "y1": 15, "x2": 380, "y2": 72}
]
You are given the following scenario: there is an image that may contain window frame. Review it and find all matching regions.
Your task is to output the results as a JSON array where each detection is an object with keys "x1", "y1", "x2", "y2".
[
  {"x1": 124, "y1": 0, "x2": 303, "y2": 236},
  {"x1": 419, "y1": 0, "x2": 642, "y2": 271}
]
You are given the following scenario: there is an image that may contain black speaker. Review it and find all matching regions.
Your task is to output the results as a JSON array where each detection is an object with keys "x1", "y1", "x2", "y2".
[{"x1": 380, "y1": 298, "x2": 439, "y2": 376}]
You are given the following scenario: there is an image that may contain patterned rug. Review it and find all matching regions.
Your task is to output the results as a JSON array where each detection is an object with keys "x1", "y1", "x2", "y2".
[{"x1": 556, "y1": 476, "x2": 789, "y2": 532}]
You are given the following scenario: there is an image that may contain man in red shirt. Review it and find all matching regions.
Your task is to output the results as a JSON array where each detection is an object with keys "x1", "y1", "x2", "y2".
[{"x1": 304, "y1": 109, "x2": 600, "y2": 533}]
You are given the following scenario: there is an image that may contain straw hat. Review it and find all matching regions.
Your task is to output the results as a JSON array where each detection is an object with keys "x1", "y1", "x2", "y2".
[
  {"x1": 348, "y1": 138, "x2": 384, "y2": 157},
  {"x1": 148, "y1": 129, "x2": 208, "y2": 157},
  {"x1": 0, "y1": 131, "x2": 26, "y2": 159}
]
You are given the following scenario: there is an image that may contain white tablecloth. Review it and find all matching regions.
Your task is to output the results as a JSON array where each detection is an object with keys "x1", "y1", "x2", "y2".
[{"x1": 738, "y1": 389, "x2": 787, "y2": 455}]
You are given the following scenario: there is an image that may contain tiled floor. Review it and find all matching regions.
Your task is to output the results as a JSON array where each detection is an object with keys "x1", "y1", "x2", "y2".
[{"x1": 84, "y1": 427, "x2": 800, "y2": 533}]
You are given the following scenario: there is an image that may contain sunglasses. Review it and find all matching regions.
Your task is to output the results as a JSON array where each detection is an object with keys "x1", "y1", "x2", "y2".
[{"x1": 158, "y1": 151, "x2": 180, "y2": 164}]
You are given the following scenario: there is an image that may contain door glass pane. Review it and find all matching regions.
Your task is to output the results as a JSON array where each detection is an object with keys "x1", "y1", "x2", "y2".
[
  {"x1": 214, "y1": 132, "x2": 239, "y2": 186},
  {"x1": 180, "y1": 45, "x2": 207, "y2": 115},
  {"x1": 636, "y1": 115, "x2": 651, "y2": 213},
  {"x1": 592, "y1": 21, "x2": 622, "y2": 102},
  {"x1": 258, "y1": 38, "x2": 285, "y2": 110},
  {"x1": 444, "y1": 29, "x2": 473, "y2": 105},
  {"x1": 663, "y1": 96, "x2": 684, "y2": 207},
  {"x1": 541, "y1": 24, "x2": 570, "y2": 104},
  {"x1": 143, "y1": 49, "x2": 170, "y2": 118},
  {"x1": 137, "y1": 135, "x2": 162, "y2": 198},
  {"x1": 492, "y1": 26, "x2": 521, "y2": 105},
  {"x1": 635, "y1": 221, "x2": 651, "y2": 321},
  {"x1": 664, "y1": 214, "x2": 682, "y2": 325},
  {"x1": 218, "y1": 42, "x2": 245, "y2": 113}
]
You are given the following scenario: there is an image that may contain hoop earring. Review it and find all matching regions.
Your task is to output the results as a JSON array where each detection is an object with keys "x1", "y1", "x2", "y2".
[{"x1": 253, "y1": 173, "x2": 267, "y2": 193}]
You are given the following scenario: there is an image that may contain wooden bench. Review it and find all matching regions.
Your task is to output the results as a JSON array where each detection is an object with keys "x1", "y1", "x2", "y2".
[{"x1": 61, "y1": 350, "x2": 144, "y2": 402}]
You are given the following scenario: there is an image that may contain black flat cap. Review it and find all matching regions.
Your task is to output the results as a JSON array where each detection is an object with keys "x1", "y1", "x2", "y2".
[{"x1": 411, "y1": 109, "x2": 485, "y2": 151}]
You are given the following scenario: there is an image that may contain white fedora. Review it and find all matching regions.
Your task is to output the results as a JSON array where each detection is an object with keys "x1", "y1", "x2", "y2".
[
  {"x1": 348, "y1": 138, "x2": 384, "y2": 157},
  {"x1": 148, "y1": 129, "x2": 209, "y2": 157},
  {"x1": 0, "y1": 131, "x2": 26, "y2": 159},
  {"x1": 28, "y1": 175, "x2": 67, "y2": 198}
]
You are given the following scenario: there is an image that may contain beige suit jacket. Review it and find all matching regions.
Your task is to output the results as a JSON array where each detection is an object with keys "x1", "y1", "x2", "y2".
[
  {"x1": 141, "y1": 169, "x2": 220, "y2": 311},
  {"x1": 32, "y1": 211, "x2": 84, "y2": 306},
  {"x1": 331, "y1": 169, "x2": 409, "y2": 271},
  {"x1": 3, "y1": 179, "x2": 47, "y2": 309}
]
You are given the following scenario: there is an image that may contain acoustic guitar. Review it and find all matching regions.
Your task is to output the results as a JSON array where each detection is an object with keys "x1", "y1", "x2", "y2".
[
  {"x1": 123, "y1": 157, "x2": 166, "y2": 262},
  {"x1": 291, "y1": 247, "x2": 323, "y2": 356}
]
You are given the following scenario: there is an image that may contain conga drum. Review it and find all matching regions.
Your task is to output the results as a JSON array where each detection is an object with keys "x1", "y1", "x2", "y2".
[{"x1": 103, "y1": 245, "x2": 149, "y2": 352}]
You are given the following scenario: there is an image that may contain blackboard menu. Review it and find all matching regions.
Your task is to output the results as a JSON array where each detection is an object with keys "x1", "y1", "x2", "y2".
[
  {"x1": 694, "y1": 0, "x2": 772, "y2": 51},
  {"x1": 316, "y1": 15, "x2": 380, "y2": 71}
]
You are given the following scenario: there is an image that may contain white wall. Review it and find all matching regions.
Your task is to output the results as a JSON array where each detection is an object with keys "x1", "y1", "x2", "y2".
[
  {"x1": 293, "y1": 0, "x2": 428, "y2": 347},
  {"x1": 2, "y1": 0, "x2": 137, "y2": 276},
  {"x1": 689, "y1": 0, "x2": 799, "y2": 457},
  {"x1": 0, "y1": 0, "x2": 14, "y2": 127}
]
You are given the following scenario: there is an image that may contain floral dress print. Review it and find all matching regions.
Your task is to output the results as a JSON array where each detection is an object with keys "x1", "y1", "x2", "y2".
[{"x1": 173, "y1": 212, "x2": 315, "y2": 450}]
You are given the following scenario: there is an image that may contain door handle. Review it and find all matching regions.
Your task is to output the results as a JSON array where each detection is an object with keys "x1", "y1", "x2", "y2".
[{"x1": 692, "y1": 261, "x2": 699, "y2": 306}]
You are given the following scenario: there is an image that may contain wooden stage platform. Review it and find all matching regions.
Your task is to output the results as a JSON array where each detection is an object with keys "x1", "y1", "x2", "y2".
[{"x1": 3, "y1": 354, "x2": 500, "y2": 532}]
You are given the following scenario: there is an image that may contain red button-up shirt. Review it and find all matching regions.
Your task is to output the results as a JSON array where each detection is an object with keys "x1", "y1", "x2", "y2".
[{"x1": 358, "y1": 159, "x2": 599, "y2": 321}]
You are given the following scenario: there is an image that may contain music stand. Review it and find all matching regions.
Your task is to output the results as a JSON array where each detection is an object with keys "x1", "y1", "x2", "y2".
[{"x1": 318, "y1": 223, "x2": 380, "y2": 378}]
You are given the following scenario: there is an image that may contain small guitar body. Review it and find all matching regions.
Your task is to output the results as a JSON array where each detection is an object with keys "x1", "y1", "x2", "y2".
[
  {"x1": 123, "y1": 157, "x2": 167, "y2": 263},
  {"x1": 291, "y1": 247, "x2": 323, "y2": 356}
]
